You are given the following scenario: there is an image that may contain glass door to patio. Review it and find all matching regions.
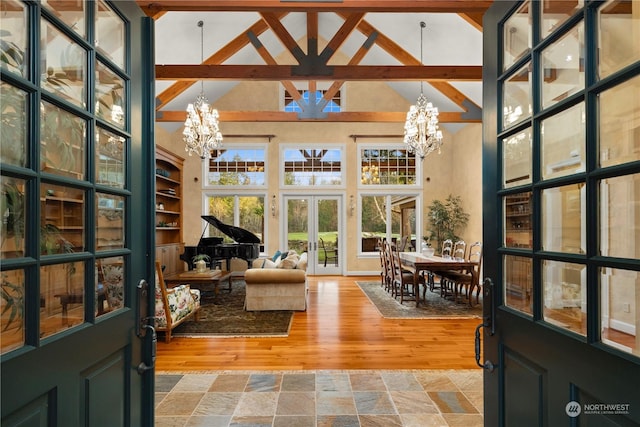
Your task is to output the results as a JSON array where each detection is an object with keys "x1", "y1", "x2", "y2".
[{"x1": 284, "y1": 195, "x2": 342, "y2": 275}]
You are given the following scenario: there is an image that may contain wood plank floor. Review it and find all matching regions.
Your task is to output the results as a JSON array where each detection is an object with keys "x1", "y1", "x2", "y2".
[{"x1": 156, "y1": 275, "x2": 481, "y2": 371}]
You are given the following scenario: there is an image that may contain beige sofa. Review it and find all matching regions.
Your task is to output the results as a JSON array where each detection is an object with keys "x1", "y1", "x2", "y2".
[{"x1": 244, "y1": 251, "x2": 307, "y2": 311}]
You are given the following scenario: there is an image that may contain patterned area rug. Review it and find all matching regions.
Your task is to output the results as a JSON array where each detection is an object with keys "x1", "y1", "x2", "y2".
[
  {"x1": 172, "y1": 281, "x2": 293, "y2": 337},
  {"x1": 356, "y1": 281, "x2": 482, "y2": 319}
]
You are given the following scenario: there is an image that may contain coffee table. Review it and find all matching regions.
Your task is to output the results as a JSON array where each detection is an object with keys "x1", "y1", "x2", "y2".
[{"x1": 163, "y1": 270, "x2": 232, "y2": 299}]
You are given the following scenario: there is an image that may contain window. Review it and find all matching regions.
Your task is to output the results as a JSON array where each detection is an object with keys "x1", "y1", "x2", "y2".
[
  {"x1": 360, "y1": 194, "x2": 418, "y2": 254},
  {"x1": 284, "y1": 89, "x2": 341, "y2": 113},
  {"x1": 359, "y1": 147, "x2": 419, "y2": 186},
  {"x1": 205, "y1": 195, "x2": 265, "y2": 245},
  {"x1": 282, "y1": 146, "x2": 343, "y2": 187},
  {"x1": 206, "y1": 147, "x2": 266, "y2": 186}
]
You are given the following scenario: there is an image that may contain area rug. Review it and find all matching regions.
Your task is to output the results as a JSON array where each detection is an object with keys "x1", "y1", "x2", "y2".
[
  {"x1": 356, "y1": 281, "x2": 482, "y2": 319},
  {"x1": 172, "y1": 281, "x2": 294, "y2": 337}
]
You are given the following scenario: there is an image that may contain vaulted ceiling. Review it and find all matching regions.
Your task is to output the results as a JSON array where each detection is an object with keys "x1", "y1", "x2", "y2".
[{"x1": 136, "y1": 0, "x2": 492, "y2": 134}]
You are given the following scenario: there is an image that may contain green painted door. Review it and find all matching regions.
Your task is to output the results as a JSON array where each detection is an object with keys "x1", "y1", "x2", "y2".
[
  {"x1": 1, "y1": 1, "x2": 155, "y2": 425},
  {"x1": 482, "y1": 1, "x2": 640, "y2": 425}
]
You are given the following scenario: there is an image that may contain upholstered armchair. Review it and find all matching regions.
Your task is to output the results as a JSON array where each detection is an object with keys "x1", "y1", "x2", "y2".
[{"x1": 154, "y1": 261, "x2": 201, "y2": 342}]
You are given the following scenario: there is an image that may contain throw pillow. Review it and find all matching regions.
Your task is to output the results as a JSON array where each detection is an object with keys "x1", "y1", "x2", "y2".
[
  {"x1": 280, "y1": 252, "x2": 300, "y2": 269},
  {"x1": 271, "y1": 250, "x2": 282, "y2": 262},
  {"x1": 273, "y1": 256, "x2": 283, "y2": 268},
  {"x1": 296, "y1": 252, "x2": 308, "y2": 271},
  {"x1": 261, "y1": 259, "x2": 277, "y2": 268}
]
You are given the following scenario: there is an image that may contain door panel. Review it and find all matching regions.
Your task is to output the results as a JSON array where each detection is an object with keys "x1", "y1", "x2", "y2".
[
  {"x1": 483, "y1": 1, "x2": 640, "y2": 426},
  {"x1": 503, "y1": 349, "x2": 545, "y2": 425},
  {"x1": 1, "y1": 2, "x2": 153, "y2": 425}
]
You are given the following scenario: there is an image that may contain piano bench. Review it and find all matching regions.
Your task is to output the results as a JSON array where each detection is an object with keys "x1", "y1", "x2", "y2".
[{"x1": 244, "y1": 269, "x2": 307, "y2": 311}]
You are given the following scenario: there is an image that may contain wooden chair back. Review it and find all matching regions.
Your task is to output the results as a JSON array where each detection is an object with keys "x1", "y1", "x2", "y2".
[
  {"x1": 441, "y1": 239, "x2": 453, "y2": 258},
  {"x1": 453, "y1": 240, "x2": 467, "y2": 261}
]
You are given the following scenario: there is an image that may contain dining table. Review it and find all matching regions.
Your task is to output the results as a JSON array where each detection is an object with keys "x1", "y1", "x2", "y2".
[{"x1": 399, "y1": 252, "x2": 479, "y2": 307}]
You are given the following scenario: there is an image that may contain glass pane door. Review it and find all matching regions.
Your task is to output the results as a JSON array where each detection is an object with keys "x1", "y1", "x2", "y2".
[{"x1": 285, "y1": 196, "x2": 342, "y2": 275}]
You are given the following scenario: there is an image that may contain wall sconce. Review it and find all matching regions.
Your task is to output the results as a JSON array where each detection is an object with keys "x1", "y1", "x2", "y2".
[
  {"x1": 349, "y1": 195, "x2": 355, "y2": 217},
  {"x1": 271, "y1": 194, "x2": 277, "y2": 218}
]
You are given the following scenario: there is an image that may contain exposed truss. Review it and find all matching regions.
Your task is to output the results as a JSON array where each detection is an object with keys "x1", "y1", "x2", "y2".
[{"x1": 139, "y1": 1, "x2": 490, "y2": 123}]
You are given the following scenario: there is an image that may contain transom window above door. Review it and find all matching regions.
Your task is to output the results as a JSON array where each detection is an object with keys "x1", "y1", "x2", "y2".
[{"x1": 281, "y1": 146, "x2": 344, "y2": 187}]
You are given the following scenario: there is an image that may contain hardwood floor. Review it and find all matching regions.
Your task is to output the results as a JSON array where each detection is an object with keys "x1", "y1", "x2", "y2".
[{"x1": 156, "y1": 275, "x2": 481, "y2": 371}]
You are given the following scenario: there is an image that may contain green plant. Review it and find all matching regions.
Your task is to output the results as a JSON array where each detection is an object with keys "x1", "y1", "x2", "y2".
[
  {"x1": 0, "y1": 180, "x2": 25, "y2": 252},
  {"x1": 1, "y1": 272, "x2": 23, "y2": 332},
  {"x1": 426, "y1": 194, "x2": 469, "y2": 254},
  {"x1": 192, "y1": 254, "x2": 211, "y2": 263},
  {"x1": 40, "y1": 223, "x2": 74, "y2": 255},
  {"x1": 0, "y1": 29, "x2": 24, "y2": 74}
]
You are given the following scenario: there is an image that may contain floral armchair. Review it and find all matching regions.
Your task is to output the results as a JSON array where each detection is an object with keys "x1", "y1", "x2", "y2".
[
  {"x1": 154, "y1": 261, "x2": 201, "y2": 343},
  {"x1": 101, "y1": 263, "x2": 124, "y2": 311}
]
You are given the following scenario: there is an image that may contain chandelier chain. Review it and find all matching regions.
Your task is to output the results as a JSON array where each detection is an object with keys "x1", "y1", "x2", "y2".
[
  {"x1": 403, "y1": 21, "x2": 443, "y2": 160},
  {"x1": 420, "y1": 21, "x2": 425, "y2": 95},
  {"x1": 183, "y1": 20, "x2": 223, "y2": 159},
  {"x1": 199, "y1": 20, "x2": 204, "y2": 94}
]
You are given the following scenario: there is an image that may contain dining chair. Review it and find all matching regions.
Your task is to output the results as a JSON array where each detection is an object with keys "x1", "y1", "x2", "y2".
[
  {"x1": 382, "y1": 239, "x2": 395, "y2": 294},
  {"x1": 389, "y1": 244, "x2": 418, "y2": 304},
  {"x1": 441, "y1": 241, "x2": 483, "y2": 305},
  {"x1": 452, "y1": 240, "x2": 466, "y2": 260},
  {"x1": 319, "y1": 237, "x2": 338, "y2": 267},
  {"x1": 378, "y1": 238, "x2": 390, "y2": 290},
  {"x1": 441, "y1": 239, "x2": 453, "y2": 258}
]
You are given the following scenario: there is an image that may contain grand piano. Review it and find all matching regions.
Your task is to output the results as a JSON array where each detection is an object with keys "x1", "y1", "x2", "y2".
[{"x1": 180, "y1": 215, "x2": 261, "y2": 271}]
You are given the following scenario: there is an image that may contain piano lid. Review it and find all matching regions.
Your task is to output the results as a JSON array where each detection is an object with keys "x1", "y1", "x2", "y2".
[{"x1": 201, "y1": 215, "x2": 261, "y2": 244}]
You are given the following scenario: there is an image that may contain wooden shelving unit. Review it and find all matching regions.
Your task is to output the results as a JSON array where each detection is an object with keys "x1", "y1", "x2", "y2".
[
  {"x1": 505, "y1": 192, "x2": 532, "y2": 249},
  {"x1": 155, "y1": 146, "x2": 185, "y2": 276}
]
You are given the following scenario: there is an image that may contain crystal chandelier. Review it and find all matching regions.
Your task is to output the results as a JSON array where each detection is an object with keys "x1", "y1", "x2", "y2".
[
  {"x1": 183, "y1": 20, "x2": 222, "y2": 159},
  {"x1": 403, "y1": 22, "x2": 443, "y2": 160}
]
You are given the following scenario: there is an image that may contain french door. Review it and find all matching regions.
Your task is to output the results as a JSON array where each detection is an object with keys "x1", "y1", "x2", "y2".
[
  {"x1": 482, "y1": 1, "x2": 639, "y2": 425},
  {"x1": 1, "y1": 1, "x2": 154, "y2": 425},
  {"x1": 284, "y1": 195, "x2": 342, "y2": 275}
]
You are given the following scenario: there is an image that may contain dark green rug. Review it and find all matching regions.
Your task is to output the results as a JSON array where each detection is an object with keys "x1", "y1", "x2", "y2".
[
  {"x1": 172, "y1": 281, "x2": 293, "y2": 337},
  {"x1": 356, "y1": 281, "x2": 482, "y2": 319}
]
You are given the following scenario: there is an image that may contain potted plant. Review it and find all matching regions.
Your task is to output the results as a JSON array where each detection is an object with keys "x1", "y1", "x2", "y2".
[
  {"x1": 192, "y1": 254, "x2": 211, "y2": 273},
  {"x1": 426, "y1": 194, "x2": 469, "y2": 254}
]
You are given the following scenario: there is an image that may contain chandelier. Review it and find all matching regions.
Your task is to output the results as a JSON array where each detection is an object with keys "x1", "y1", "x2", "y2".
[
  {"x1": 403, "y1": 21, "x2": 443, "y2": 160},
  {"x1": 183, "y1": 20, "x2": 223, "y2": 159}
]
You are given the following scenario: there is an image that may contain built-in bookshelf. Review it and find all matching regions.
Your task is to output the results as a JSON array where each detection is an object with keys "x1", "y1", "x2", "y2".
[{"x1": 155, "y1": 146, "x2": 185, "y2": 275}]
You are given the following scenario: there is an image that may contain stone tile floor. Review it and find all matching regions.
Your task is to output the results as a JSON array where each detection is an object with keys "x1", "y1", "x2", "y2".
[{"x1": 155, "y1": 370, "x2": 483, "y2": 427}]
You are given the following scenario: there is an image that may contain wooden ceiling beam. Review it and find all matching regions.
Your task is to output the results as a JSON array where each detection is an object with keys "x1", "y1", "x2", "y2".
[
  {"x1": 137, "y1": 1, "x2": 493, "y2": 16},
  {"x1": 323, "y1": 27, "x2": 375, "y2": 102},
  {"x1": 156, "y1": 110, "x2": 480, "y2": 123},
  {"x1": 321, "y1": 13, "x2": 366, "y2": 62},
  {"x1": 343, "y1": 14, "x2": 481, "y2": 111},
  {"x1": 155, "y1": 15, "x2": 286, "y2": 110},
  {"x1": 247, "y1": 26, "x2": 302, "y2": 102},
  {"x1": 260, "y1": 12, "x2": 306, "y2": 63},
  {"x1": 458, "y1": 12, "x2": 483, "y2": 31},
  {"x1": 155, "y1": 64, "x2": 482, "y2": 81}
]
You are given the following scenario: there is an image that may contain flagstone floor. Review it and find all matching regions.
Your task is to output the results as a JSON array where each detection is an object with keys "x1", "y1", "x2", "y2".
[{"x1": 155, "y1": 369, "x2": 483, "y2": 427}]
